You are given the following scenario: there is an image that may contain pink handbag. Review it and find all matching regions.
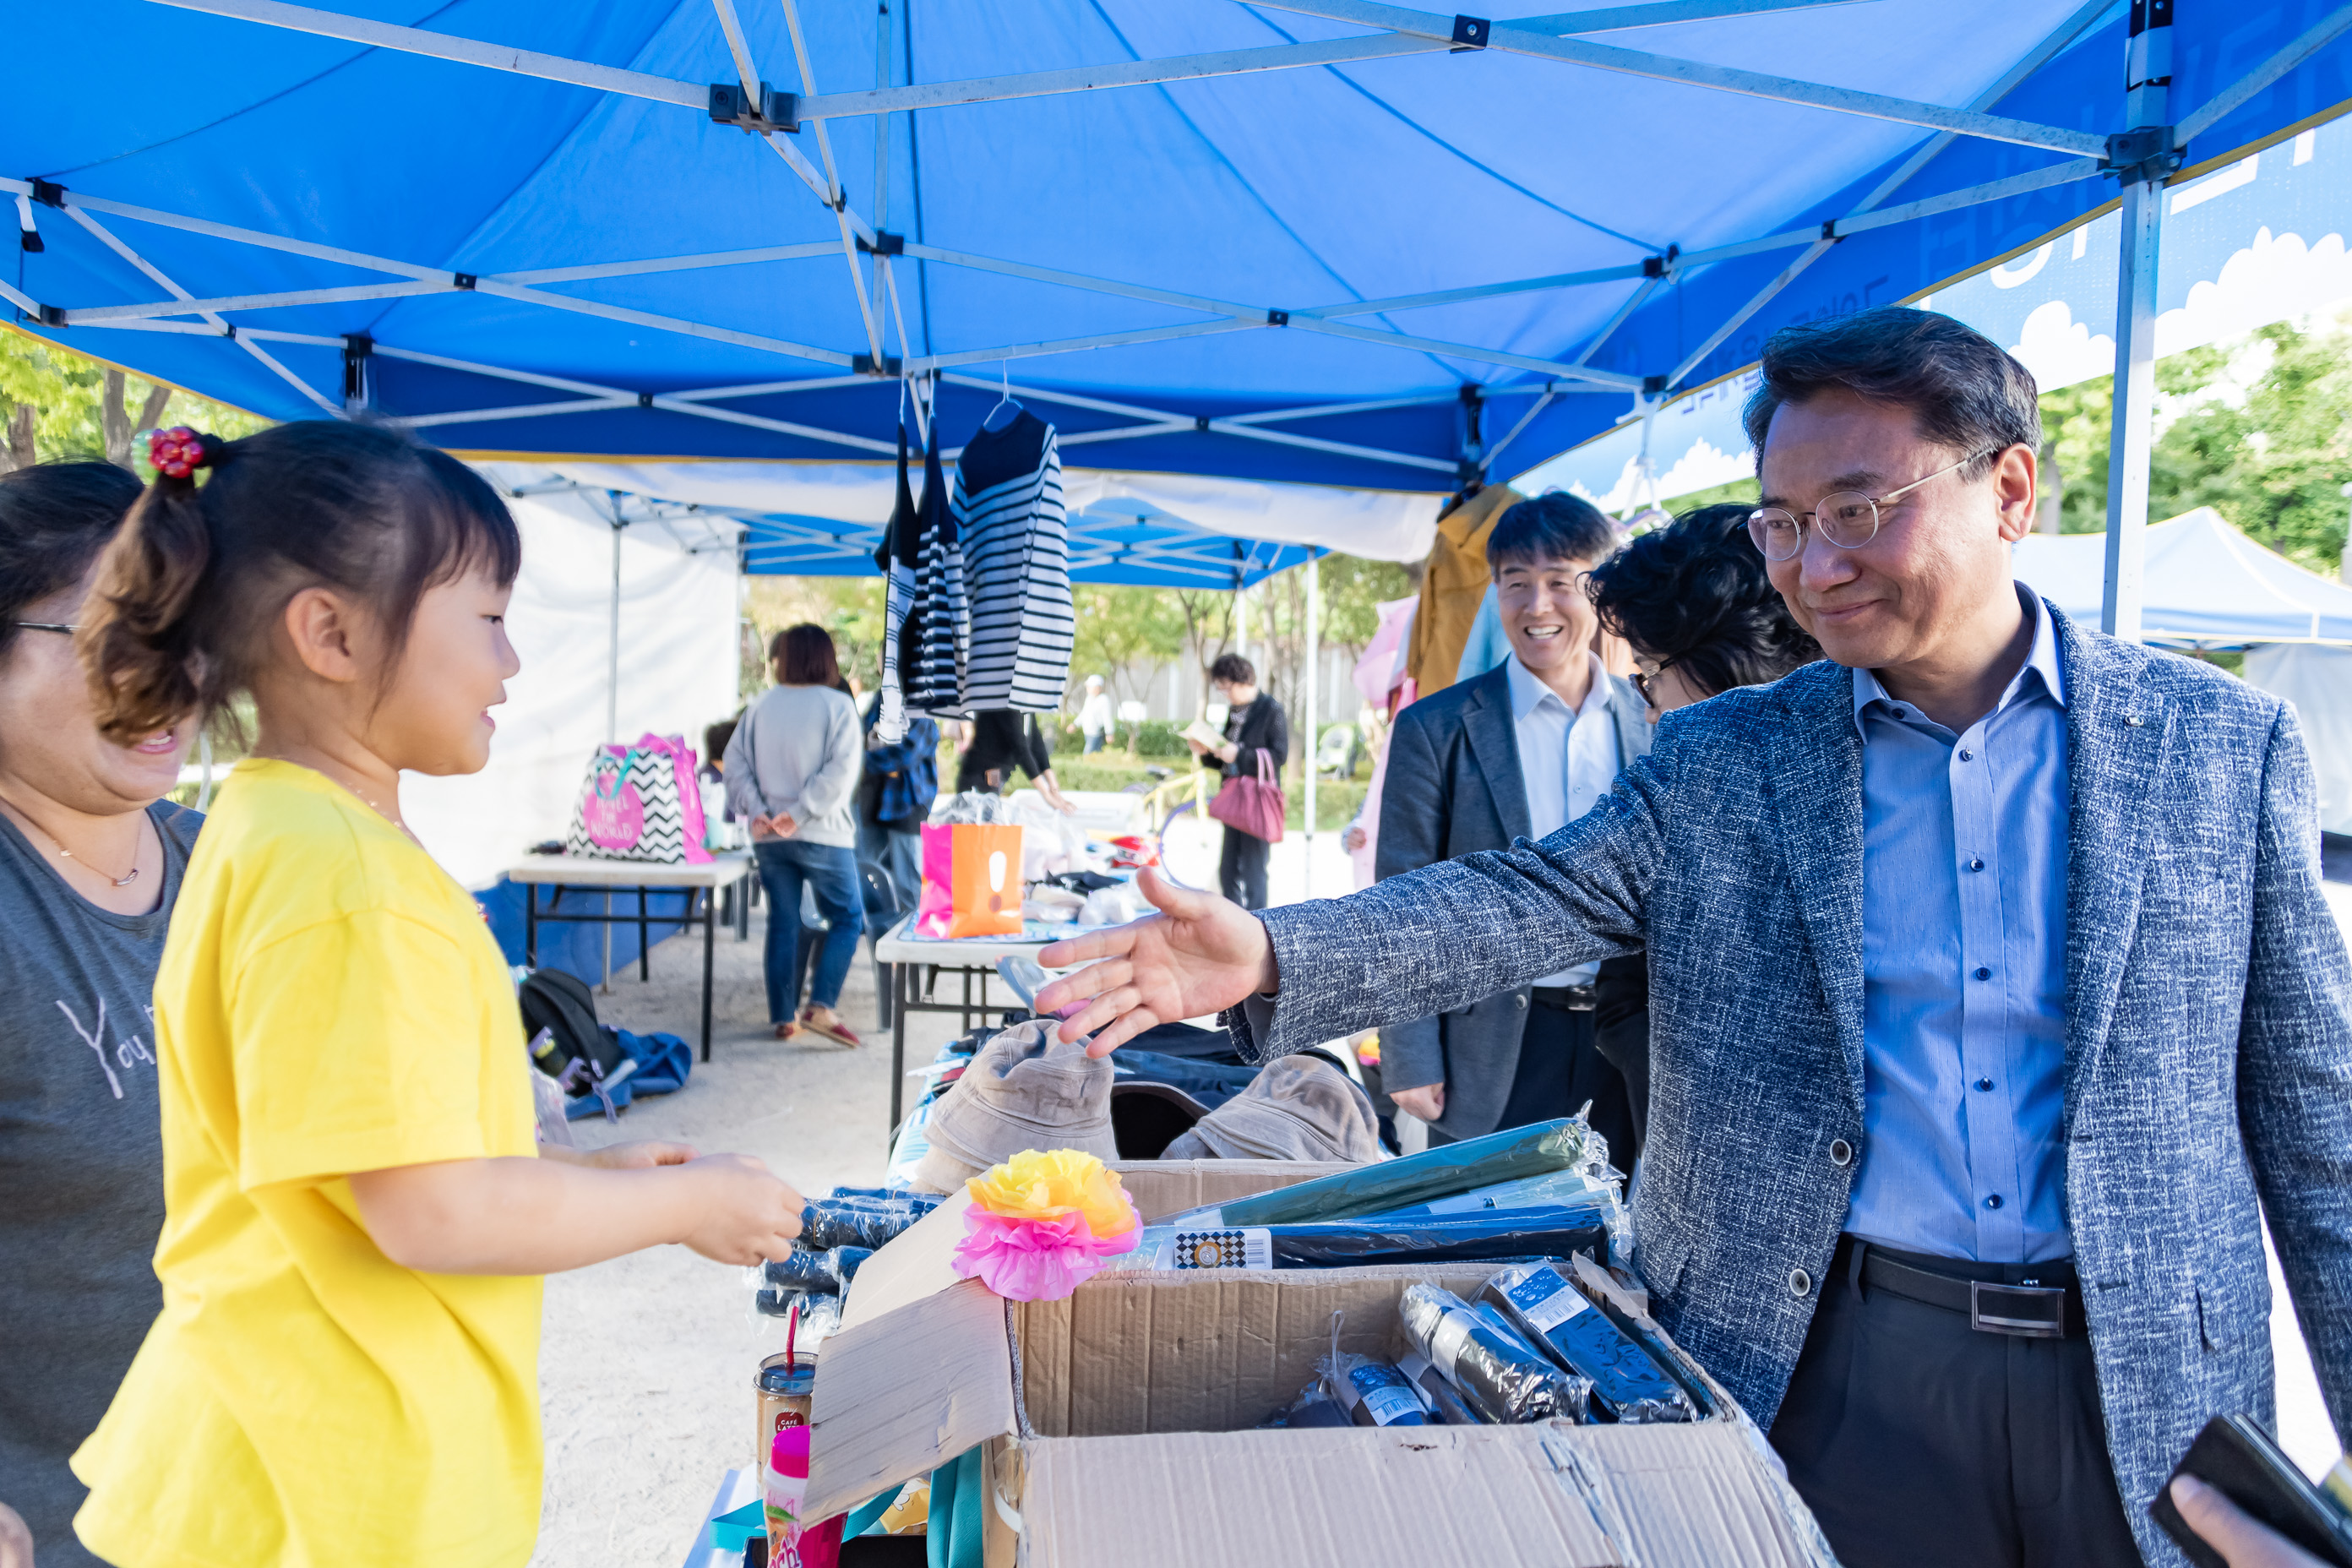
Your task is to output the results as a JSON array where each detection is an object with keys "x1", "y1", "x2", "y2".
[
  {"x1": 563, "y1": 732, "x2": 714, "y2": 863},
  {"x1": 1207, "y1": 749, "x2": 1285, "y2": 844}
]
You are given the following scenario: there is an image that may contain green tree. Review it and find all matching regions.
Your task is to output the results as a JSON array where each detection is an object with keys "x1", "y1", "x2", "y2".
[
  {"x1": 2033, "y1": 313, "x2": 2352, "y2": 575},
  {"x1": 1317, "y1": 553, "x2": 1415, "y2": 648},
  {"x1": 1069, "y1": 585, "x2": 1186, "y2": 708},
  {"x1": 1, "y1": 326, "x2": 267, "y2": 471}
]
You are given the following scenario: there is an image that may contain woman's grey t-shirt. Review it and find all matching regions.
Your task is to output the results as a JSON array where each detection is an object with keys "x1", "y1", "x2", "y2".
[{"x1": 0, "y1": 802, "x2": 199, "y2": 1567}]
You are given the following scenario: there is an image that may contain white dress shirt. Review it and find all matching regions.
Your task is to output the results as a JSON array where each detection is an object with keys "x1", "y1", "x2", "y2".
[{"x1": 1506, "y1": 651, "x2": 1621, "y2": 987}]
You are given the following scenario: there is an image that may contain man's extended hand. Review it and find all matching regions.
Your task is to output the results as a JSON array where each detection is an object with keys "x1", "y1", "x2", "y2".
[{"x1": 1036, "y1": 867, "x2": 1277, "y2": 1056}]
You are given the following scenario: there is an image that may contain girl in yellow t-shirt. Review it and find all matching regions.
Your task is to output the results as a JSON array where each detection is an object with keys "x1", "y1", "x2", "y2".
[{"x1": 68, "y1": 422, "x2": 806, "y2": 1568}]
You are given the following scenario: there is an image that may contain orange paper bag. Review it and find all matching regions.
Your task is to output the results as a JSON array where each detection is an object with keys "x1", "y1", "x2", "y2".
[{"x1": 915, "y1": 823, "x2": 1025, "y2": 938}]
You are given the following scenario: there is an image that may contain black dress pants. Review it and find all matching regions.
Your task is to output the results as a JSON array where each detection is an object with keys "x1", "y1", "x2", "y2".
[
  {"x1": 1429, "y1": 996, "x2": 1639, "y2": 1168},
  {"x1": 1218, "y1": 827, "x2": 1270, "y2": 911},
  {"x1": 1768, "y1": 1239, "x2": 2141, "y2": 1568}
]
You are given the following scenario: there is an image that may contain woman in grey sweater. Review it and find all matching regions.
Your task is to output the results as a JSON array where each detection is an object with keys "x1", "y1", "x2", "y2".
[{"x1": 723, "y1": 624, "x2": 865, "y2": 1045}]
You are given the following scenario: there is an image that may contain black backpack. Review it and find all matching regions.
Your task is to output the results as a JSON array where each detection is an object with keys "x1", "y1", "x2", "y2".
[{"x1": 519, "y1": 968, "x2": 627, "y2": 1082}]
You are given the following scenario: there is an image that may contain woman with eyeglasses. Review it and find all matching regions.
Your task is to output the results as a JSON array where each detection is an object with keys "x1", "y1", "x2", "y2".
[
  {"x1": 1582, "y1": 500, "x2": 1823, "y2": 1148},
  {"x1": 0, "y1": 461, "x2": 200, "y2": 1568}
]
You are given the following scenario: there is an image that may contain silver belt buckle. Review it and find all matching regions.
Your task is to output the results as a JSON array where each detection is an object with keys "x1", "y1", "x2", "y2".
[{"x1": 1970, "y1": 1279, "x2": 2068, "y2": 1337}]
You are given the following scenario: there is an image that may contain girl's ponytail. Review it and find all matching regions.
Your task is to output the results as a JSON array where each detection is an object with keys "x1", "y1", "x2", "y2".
[
  {"x1": 79, "y1": 428, "x2": 225, "y2": 743},
  {"x1": 74, "y1": 420, "x2": 520, "y2": 748}
]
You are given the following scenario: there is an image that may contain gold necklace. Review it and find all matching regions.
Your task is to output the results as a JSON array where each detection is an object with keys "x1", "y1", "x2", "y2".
[{"x1": 0, "y1": 793, "x2": 147, "y2": 887}]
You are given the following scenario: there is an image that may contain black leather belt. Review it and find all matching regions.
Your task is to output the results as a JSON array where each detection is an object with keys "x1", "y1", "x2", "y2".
[
  {"x1": 1841, "y1": 1238, "x2": 2084, "y2": 1339},
  {"x1": 1530, "y1": 983, "x2": 1598, "y2": 1011}
]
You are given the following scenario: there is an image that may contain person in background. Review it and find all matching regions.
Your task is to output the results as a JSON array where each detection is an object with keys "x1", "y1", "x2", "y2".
[
  {"x1": 1077, "y1": 673, "x2": 1114, "y2": 754},
  {"x1": 956, "y1": 708, "x2": 1076, "y2": 812},
  {"x1": 1190, "y1": 653, "x2": 1288, "y2": 912},
  {"x1": 700, "y1": 717, "x2": 736, "y2": 784},
  {"x1": 0, "y1": 462, "x2": 199, "y2": 1568},
  {"x1": 1580, "y1": 501, "x2": 1823, "y2": 1150},
  {"x1": 1371, "y1": 493, "x2": 1650, "y2": 1159},
  {"x1": 68, "y1": 421, "x2": 803, "y2": 1568},
  {"x1": 859, "y1": 690, "x2": 938, "y2": 919},
  {"x1": 727, "y1": 624, "x2": 865, "y2": 1047}
]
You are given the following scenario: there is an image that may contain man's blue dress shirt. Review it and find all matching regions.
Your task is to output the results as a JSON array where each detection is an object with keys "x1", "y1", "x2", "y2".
[{"x1": 1844, "y1": 586, "x2": 2072, "y2": 1264}]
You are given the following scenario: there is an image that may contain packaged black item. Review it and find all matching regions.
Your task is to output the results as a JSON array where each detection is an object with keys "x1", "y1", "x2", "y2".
[
  {"x1": 1200, "y1": 1117, "x2": 1592, "y2": 1228},
  {"x1": 1159, "y1": 1206, "x2": 1607, "y2": 1272},
  {"x1": 1397, "y1": 1282, "x2": 1584, "y2": 1424},
  {"x1": 1482, "y1": 1261, "x2": 1696, "y2": 1424},
  {"x1": 1396, "y1": 1350, "x2": 1484, "y2": 1425},
  {"x1": 1261, "y1": 1383, "x2": 1352, "y2": 1429},
  {"x1": 761, "y1": 1244, "x2": 874, "y2": 1294},
  {"x1": 1320, "y1": 1353, "x2": 1433, "y2": 1427},
  {"x1": 798, "y1": 1195, "x2": 940, "y2": 1250}
]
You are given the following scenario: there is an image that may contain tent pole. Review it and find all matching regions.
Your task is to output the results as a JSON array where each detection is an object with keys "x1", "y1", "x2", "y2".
[
  {"x1": 608, "y1": 509, "x2": 623, "y2": 743},
  {"x1": 1304, "y1": 553, "x2": 1320, "y2": 896},
  {"x1": 2100, "y1": 3, "x2": 2175, "y2": 641}
]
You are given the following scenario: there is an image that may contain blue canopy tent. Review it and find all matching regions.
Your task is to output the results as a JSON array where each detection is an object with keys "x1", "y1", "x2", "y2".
[{"x1": 6, "y1": 0, "x2": 2350, "y2": 618}]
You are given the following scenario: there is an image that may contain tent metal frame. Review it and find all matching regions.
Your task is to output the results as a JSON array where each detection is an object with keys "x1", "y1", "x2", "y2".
[{"x1": 15, "y1": 0, "x2": 2350, "y2": 634}]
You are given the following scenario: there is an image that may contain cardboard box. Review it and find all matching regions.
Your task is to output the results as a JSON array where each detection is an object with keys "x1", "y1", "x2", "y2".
[{"x1": 809, "y1": 1162, "x2": 1836, "y2": 1567}]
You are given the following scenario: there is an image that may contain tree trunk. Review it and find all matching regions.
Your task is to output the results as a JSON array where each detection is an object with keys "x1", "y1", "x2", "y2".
[
  {"x1": 101, "y1": 369, "x2": 131, "y2": 466},
  {"x1": 139, "y1": 382, "x2": 172, "y2": 444},
  {"x1": 2, "y1": 403, "x2": 34, "y2": 472}
]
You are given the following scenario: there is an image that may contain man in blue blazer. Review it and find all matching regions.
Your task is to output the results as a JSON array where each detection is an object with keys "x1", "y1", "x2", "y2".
[
  {"x1": 1038, "y1": 308, "x2": 2352, "y2": 1567},
  {"x1": 1376, "y1": 493, "x2": 1652, "y2": 1157}
]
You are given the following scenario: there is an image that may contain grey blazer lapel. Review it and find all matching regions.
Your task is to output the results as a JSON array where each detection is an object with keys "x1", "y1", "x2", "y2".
[
  {"x1": 1769, "y1": 664, "x2": 1869, "y2": 1111},
  {"x1": 1462, "y1": 669, "x2": 1533, "y2": 843},
  {"x1": 2055, "y1": 610, "x2": 2171, "y2": 1116}
]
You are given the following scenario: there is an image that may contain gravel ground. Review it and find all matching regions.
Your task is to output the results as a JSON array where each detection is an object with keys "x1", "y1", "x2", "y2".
[
  {"x1": 526, "y1": 864, "x2": 2352, "y2": 1565},
  {"x1": 528, "y1": 912, "x2": 958, "y2": 1568}
]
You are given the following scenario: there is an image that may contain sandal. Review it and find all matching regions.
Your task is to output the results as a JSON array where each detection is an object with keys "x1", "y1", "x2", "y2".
[
  {"x1": 773, "y1": 1021, "x2": 799, "y2": 1041},
  {"x1": 798, "y1": 1009, "x2": 861, "y2": 1048}
]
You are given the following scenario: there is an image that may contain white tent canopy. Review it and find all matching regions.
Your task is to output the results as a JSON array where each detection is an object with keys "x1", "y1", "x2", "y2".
[
  {"x1": 2015, "y1": 507, "x2": 2352, "y2": 645},
  {"x1": 542, "y1": 460, "x2": 1444, "y2": 568}
]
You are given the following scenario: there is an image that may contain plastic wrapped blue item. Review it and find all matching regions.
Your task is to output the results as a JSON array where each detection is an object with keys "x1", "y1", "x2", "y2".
[
  {"x1": 1482, "y1": 1261, "x2": 1696, "y2": 1424},
  {"x1": 1321, "y1": 1353, "x2": 1434, "y2": 1427},
  {"x1": 761, "y1": 1244, "x2": 874, "y2": 1294},
  {"x1": 1155, "y1": 1206, "x2": 1608, "y2": 1272},
  {"x1": 1398, "y1": 1282, "x2": 1586, "y2": 1424},
  {"x1": 1169, "y1": 1116, "x2": 1595, "y2": 1229},
  {"x1": 798, "y1": 1195, "x2": 941, "y2": 1250}
]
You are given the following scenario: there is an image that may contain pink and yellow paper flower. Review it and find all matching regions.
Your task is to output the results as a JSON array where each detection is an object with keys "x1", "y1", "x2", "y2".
[{"x1": 951, "y1": 1149, "x2": 1141, "y2": 1301}]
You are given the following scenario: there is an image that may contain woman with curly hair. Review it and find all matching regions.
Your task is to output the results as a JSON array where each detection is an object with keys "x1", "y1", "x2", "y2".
[
  {"x1": 1588, "y1": 500, "x2": 1824, "y2": 723},
  {"x1": 1580, "y1": 500, "x2": 1823, "y2": 1148}
]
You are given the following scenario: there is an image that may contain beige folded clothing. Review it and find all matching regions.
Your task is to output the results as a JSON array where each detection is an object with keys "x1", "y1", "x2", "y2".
[
  {"x1": 913, "y1": 1018, "x2": 1119, "y2": 1192},
  {"x1": 1162, "y1": 1054, "x2": 1382, "y2": 1163}
]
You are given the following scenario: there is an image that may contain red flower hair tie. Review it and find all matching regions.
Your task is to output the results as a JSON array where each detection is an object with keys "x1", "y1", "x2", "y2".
[{"x1": 147, "y1": 426, "x2": 210, "y2": 480}]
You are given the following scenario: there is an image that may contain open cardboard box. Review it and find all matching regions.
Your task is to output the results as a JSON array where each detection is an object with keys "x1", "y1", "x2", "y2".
[{"x1": 808, "y1": 1162, "x2": 1836, "y2": 1567}]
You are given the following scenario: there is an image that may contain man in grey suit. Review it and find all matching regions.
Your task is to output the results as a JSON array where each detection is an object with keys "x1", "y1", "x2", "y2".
[
  {"x1": 1039, "y1": 307, "x2": 2352, "y2": 1567},
  {"x1": 1376, "y1": 493, "x2": 1652, "y2": 1157}
]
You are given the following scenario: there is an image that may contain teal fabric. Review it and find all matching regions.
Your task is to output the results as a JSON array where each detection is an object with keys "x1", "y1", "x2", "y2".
[
  {"x1": 842, "y1": 1485, "x2": 900, "y2": 1540},
  {"x1": 1456, "y1": 586, "x2": 1510, "y2": 685},
  {"x1": 924, "y1": 1446, "x2": 986, "y2": 1568}
]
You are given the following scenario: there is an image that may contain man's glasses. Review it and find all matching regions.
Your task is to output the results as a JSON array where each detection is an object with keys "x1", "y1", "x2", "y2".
[{"x1": 1747, "y1": 449, "x2": 1998, "y2": 563}]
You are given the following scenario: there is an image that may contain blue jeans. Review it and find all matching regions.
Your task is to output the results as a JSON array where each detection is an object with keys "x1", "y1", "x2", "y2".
[
  {"x1": 1083, "y1": 731, "x2": 1106, "y2": 754},
  {"x1": 754, "y1": 839, "x2": 863, "y2": 1021}
]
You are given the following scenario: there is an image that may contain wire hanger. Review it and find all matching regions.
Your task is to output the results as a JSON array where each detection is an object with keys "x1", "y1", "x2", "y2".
[{"x1": 982, "y1": 358, "x2": 1023, "y2": 433}]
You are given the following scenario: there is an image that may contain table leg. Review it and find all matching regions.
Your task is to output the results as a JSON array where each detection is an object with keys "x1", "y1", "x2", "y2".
[
  {"x1": 738, "y1": 874, "x2": 751, "y2": 940},
  {"x1": 700, "y1": 888, "x2": 716, "y2": 1064},
  {"x1": 889, "y1": 960, "x2": 908, "y2": 1139},
  {"x1": 524, "y1": 882, "x2": 538, "y2": 967},
  {"x1": 637, "y1": 886, "x2": 651, "y2": 982}
]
